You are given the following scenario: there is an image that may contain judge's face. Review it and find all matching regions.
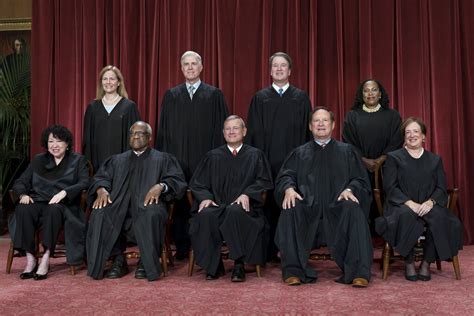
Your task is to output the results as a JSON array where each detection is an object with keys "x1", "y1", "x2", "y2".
[
  {"x1": 362, "y1": 81, "x2": 381, "y2": 108},
  {"x1": 309, "y1": 109, "x2": 335, "y2": 141},
  {"x1": 48, "y1": 134, "x2": 67, "y2": 160},
  {"x1": 404, "y1": 122, "x2": 425, "y2": 150},
  {"x1": 223, "y1": 119, "x2": 247, "y2": 147},
  {"x1": 181, "y1": 55, "x2": 203, "y2": 84},
  {"x1": 129, "y1": 124, "x2": 150, "y2": 152},
  {"x1": 102, "y1": 70, "x2": 120, "y2": 95},
  {"x1": 270, "y1": 56, "x2": 291, "y2": 85}
]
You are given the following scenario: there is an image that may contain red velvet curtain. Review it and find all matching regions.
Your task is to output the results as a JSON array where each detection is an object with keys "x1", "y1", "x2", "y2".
[{"x1": 32, "y1": 0, "x2": 474, "y2": 243}]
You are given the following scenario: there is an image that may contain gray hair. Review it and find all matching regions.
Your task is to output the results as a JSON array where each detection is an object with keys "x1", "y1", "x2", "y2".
[
  {"x1": 224, "y1": 115, "x2": 246, "y2": 129},
  {"x1": 181, "y1": 51, "x2": 202, "y2": 65},
  {"x1": 130, "y1": 121, "x2": 153, "y2": 136}
]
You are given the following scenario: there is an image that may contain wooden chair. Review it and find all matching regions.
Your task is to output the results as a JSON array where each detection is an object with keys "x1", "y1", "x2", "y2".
[
  {"x1": 187, "y1": 191, "x2": 264, "y2": 278},
  {"x1": 6, "y1": 160, "x2": 93, "y2": 275},
  {"x1": 123, "y1": 193, "x2": 187, "y2": 277},
  {"x1": 375, "y1": 187, "x2": 461, "y2": 280}
]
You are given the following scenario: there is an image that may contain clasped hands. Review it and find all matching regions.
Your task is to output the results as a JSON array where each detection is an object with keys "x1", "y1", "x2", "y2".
[
  {"x1": 282, "y1": 187, "x2": 359, "y2": 210},
  {"x1": 405, "y1": 199, "x2": 434, "y2": 217},
  {"x1": 198, "y1": 194, "x2": 250, "y2": 213}
]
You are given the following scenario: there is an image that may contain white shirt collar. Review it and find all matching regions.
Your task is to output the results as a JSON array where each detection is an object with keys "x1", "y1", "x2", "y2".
[
  {"x1": 314, "y1": 138, "x2": 332, "y2": 146},
  {"x1": 272, "y1": 82, "x2": 290, "y2": 94},
  {"x1": 186, "y1": 80, "x2": 201, "y2": 91},
  {"x1": 227, "y1": 143, "x2": 243, "y2": 153}
]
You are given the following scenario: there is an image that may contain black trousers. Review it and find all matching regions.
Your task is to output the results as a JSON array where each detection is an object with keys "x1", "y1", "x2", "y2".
[{"x1": 13, "y1": 202, "x2": 65, "y2": 255}]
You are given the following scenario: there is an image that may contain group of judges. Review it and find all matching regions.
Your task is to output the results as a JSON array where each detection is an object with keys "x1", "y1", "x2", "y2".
[{"x1": 10, "y1": 51, "x2": 463, "y2": 287}]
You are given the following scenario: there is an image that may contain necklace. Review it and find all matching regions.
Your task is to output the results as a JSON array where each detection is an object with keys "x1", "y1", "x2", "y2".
[
  {"x1": 405, "y1": 146, "x2": 424, "y2": 159},
  {"x1": 362, "y1": 103, "x2": 381, "y2": 113},
  {"x1": 102, "y1": 94, "x2": 120, "y2": 105}
]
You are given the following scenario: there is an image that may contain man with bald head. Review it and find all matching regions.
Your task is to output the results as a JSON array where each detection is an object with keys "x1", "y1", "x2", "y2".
[
  {"x1": 87, "y1": 121, "x2": 187, "y2": 281},
  {"x1": 275, "y1": 107, "x2": 373, "y2": 287}
]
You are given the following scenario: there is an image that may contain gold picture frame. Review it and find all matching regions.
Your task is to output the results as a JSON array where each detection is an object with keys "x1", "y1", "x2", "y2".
[{"x1": 0, "y1": 18, "x2": 31, "y2": 31}]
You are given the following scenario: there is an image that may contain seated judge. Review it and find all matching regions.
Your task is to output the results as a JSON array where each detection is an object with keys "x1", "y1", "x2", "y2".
[
  {"x1": 86, "y1": 121, "x2": 187, "y2": 281},
  {"x1": 11, "y1": 125, "x2": 89, "y2": 280},
  {"x1": 375, "y1": 117, "x2": 463, "y2": 281},
  {"x1": 275, "y1": 106, "x2": 373, "y2": 287},
  {"x1": 189, "y1": 115, "x2": 273, "y2": 282}
]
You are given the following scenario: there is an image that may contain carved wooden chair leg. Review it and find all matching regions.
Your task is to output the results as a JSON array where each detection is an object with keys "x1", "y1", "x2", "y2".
[
  {"x1": 435, "y1": 259, "x2": 442, "y2": 270},
  {"x1": 382, "y1": 241, "x2": 391, "y2": 280},
  {"x1": 255, "y1": 264, "x2": 261, "y2": 277},
  {"x1": 188, "y1": 249, "x2": 195, "y2": 277},
  {"x1": 161, "y1": 248, "x2": 168, "y2": 276},
  {"x1": 452, "y1": 255, "x2": 461, "y2": 280},
  {"x1": 6, "y1": 241, "x2": 14, "y2": 274},
  {"x1": 70, "y1": 265, "x2": 76, "y2": 275}
]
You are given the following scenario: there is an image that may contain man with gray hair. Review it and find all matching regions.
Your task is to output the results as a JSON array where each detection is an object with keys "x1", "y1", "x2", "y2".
[
  {"x1": 156, "y1": 51, "x2": 229, "y2": 259},
  {"x1": 87, "y1": 121, "x2": 187, "y2": 281},
  {"x1": 189, "y1": 115, "x2": 273, "y2": 282}
]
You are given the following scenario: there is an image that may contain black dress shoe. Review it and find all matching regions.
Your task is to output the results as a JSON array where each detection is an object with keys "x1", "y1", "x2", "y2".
[
  {"x1": 417, "y1": 273, "x2": 431, "y2": 281},
  {"x1": 33, "y1": 272, "x2": 48, "y2": 280},
  {"x1": 106, "y1": 261, "x2": 129, "y2": 279},
  {"x1": 206, "y1": 260, "x2": 225, "y2": 280},
  {"x1": 231, "y1": 265, "x2": 246, "y2": 282},
  {"x1": 20, "y1": 263, "x2": 38, "y2": 280},
  {"x1": 134, "y1": 260, "x2": 147, "y2": 279}
]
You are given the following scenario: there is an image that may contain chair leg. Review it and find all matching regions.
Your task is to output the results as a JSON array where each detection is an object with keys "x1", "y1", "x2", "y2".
[
  {"x1": 188, "y1": 249, "x2": 195, "y2": 277},
  {"x1": 452, "y1": 255, "x2": 461, "y2": 280},
  {"x1": 436, "y1": 259, "x2": 442, "y2": 270},
  {"x1": 256, "y1": 264, "x2": 261, "y2": 277},
  {"x1": 382, "y1": 242, "x2": 390, "y2": 280},
  {"x1": 70, "y1": 265, "x2": 76, "y2": 276},
  {"x1": 6, "y1": 241, "x2": 14, "y2": 274},
  {"x1": 161, "y1": 248, "x2": 168, "y2": 276}
]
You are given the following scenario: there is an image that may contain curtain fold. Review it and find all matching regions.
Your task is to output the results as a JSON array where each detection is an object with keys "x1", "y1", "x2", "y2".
[{"x1": 32, "y1": 0, "x2": 474, "y2": 243}]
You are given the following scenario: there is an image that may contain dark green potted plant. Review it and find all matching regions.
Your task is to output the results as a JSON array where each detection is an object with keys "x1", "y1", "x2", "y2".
[{"x1": 0, "y1": 41, "x2": 31, "y2": 232}]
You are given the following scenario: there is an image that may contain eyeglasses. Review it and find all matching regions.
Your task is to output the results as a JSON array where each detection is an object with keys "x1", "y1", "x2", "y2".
[{"x1": 129, "y1": 131, "x2": 148, "y2": 137}]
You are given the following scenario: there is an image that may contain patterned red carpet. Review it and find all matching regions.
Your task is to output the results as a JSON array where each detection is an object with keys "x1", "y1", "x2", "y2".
[{"x1": 1, "y1": 236, "x2": 473, "y2": 315}]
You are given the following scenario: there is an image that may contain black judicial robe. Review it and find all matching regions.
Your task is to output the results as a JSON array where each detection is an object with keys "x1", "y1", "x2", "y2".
[
  {"x1": 86, "y1": 148, "x2": 187, "y2": 281},
  {"x1": 83, "y1": 98, "x2": 140, "y2": 172},
  {"x1": 11, "y1": 152, "x2": 89, "y2": 265},
  {"x1": 342, "y1": 107, "x2": 403, "y2": 160},
  {"x1": 375, "y1": 149, "x2": 463, "y2": 260},
  {"x1": 156, "y1": 82, "x2": 229, "y2": 180},
  {"x1": 275, "y1": 140, "x2": 373, "y2": 283},
  {"x1": 189, "y1": 145, "x2": 273, "y2": 274},
  {"x1": 246, "y1": 85, "x2": 312, "y2": 177}
]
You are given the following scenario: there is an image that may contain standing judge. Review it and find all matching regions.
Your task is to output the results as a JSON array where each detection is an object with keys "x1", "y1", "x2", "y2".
[
  {"x1": 246, "y1": 52, "x2": 312, "y2": 261},
  {"x1": 156, "y1": 51, "x2": 229, "y2": 258},
  {"x1": 189, "y1": 115, "x2": 273, "y2": 281},
  {"x1": 83, "y1": 65, "x2": 140, "y2": 172},
  {"x1": 86, "y1": 121, "x2": 187, "y2": 281},
  {"x1": 275, "y1": 107, "x2": 373, "y2": 287}
]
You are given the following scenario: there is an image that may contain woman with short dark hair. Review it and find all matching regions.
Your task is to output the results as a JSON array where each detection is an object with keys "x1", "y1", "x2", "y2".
[{"x1": 12, "y1": 125, "x2": 89, "y2": 280}]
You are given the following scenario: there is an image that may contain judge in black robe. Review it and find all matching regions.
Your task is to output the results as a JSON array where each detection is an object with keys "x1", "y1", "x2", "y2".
[
  {"x1": 156, "y1": 51, "x2": 229, "y2": 257},
  {"x1": 375, "y1": 117, "x2": 463, "y2": 281},
  {"x1": 246, "y1": 52, "x2": 312, "y2": 261},
  {"x1": 342, "y1": 79, "x2": 403, "y2": 231},
  {"x1": 189, "y1": 115, "x2": 273, "y2": 281},
  {"x1": 275, "y1": 107, "x2": 373, "y2": 287},
  {"x1": 83, "y1": 65, "x2": 140, "y2": 172},
  {"x1": 86, "y1": 122, "x2": 187, "y2": 281},
  {"x1": 11, "y1": 125, "x2": 89, "y2": 279}
]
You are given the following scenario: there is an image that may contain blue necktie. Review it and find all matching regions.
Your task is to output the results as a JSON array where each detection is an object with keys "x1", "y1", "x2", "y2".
[{"x1": 278, "y1": 88, "x2": 283, "y2": 97}]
